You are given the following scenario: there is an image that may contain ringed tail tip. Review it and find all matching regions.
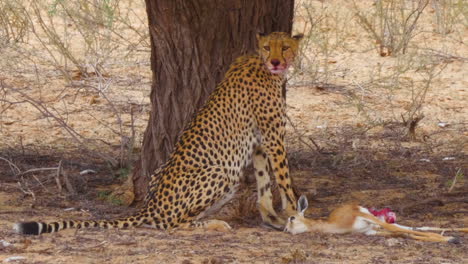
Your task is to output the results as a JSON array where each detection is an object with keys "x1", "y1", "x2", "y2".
[{"x1": 13, "y1": 222, "x2": 42, "y2": 235}]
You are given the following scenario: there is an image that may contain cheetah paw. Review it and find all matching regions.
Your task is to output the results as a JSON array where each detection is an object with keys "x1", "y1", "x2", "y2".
[{"x1": 205, "y1": 220, "x2": 232, "y2": 232}]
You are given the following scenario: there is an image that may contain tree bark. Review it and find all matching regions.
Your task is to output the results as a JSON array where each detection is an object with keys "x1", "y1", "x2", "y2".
[{"x1": 131, "y1": 0, "x2": 295, "y2": 204}]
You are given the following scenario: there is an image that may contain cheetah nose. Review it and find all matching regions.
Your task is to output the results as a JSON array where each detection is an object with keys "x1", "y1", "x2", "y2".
[{"x1": 271, "y1": 59, "x2": 280, "y2": 66}]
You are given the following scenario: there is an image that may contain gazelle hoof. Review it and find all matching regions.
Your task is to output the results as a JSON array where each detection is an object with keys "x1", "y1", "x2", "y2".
[{"x1": 448, "y1": 237, "x2": 460, "y2": 244}]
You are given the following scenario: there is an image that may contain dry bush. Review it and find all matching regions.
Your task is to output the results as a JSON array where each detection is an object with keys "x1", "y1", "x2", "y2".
[
  {"x1": 353, "y1": 0, "x2": 429, "y2": 56},
  {"x1": 431, "y1": 0, "x2": 467, "y2": 35},
  {"x1": 0, "y1": 0, "x2": 30, "y2": 44},
  {"x1": 291, "y1": 1, "x2": 354, "y2": 87},
  {"x1": 286, "y1": 2, "x2": 464, "y2": 172},
  {"x1": 0, "y1": 0, "x2": 150, "y2": 174},
  {"x1": 3, "y1": 0, "x2": 149, "y2": 80},
  {"x1": 346, "y1": 52, "x2": 448, "y2": 140},
  {"x1": 0, "y1": 79, "x2": 144, "y2": 171}
]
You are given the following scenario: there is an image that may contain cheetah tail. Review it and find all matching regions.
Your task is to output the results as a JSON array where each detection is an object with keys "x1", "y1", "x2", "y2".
[{"x1": 13, "y1": 210, "x2": 150, "y2": 235}]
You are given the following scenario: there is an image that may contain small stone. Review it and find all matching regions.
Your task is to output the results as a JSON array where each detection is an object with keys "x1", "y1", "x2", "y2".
[{"x1": 384, "y1": 238, "x2": 402, "y2": 247}]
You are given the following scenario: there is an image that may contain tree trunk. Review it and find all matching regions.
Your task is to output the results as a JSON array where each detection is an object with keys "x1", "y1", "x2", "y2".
[{"x1": 131, "y1": 0, "x2": 295, "y2": 204}]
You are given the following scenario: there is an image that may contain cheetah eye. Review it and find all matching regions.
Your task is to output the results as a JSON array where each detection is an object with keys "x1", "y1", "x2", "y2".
[
  {"x1": 282, "y1": 46, "x2": 290, "y2": 51},
  {"x1": 263, "y1": 46, "x2": 270, "y2": 51}
]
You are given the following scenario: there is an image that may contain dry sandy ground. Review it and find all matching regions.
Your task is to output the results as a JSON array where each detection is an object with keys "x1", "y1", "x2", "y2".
[
  {"x1": 1, "y1": 0, "x2": 467, "y2": 263},
  {"x1": 0, "y1": 168, "x2": 467, "y2": 264}
]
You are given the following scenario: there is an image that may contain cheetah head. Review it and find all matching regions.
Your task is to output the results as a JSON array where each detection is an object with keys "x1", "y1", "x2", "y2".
[{"x1": 256, "y1": 32, "x2": 303, "y2": 75}]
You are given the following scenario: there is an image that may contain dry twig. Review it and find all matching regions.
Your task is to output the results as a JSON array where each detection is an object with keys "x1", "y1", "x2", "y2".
[
  {"x1": 0, "y1": 156, "x2": 21, "y2": 175},
  {"x1": 0, "y1": 84, "x2": 118, "y2": 166}
]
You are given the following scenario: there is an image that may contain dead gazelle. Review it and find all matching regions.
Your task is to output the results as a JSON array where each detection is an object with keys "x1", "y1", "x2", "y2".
[{"x1": 284, "y1": 195, "x2": 461, "y2": 243}]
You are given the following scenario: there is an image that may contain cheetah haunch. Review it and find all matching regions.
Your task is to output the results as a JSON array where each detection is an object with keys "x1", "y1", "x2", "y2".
[{"x1": 14, "y1": 32, "x2": 303, "y2": 235}]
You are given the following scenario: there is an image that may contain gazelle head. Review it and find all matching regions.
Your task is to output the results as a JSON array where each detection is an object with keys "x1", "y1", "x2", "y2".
[{"x1": 284, "y1": 195, "x2": 310, "y2": 235}]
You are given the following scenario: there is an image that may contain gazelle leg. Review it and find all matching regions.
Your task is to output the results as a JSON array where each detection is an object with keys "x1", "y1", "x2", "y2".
[
  {"x1": 406, "y1": 233, "x2": 459, "y2": 243},
  {"x1": 375, "y1": 230, "x2": 407, "y2": 238},
  {"x1": 394, "y1": 228, "x2": 457, "y2": 243},
  {"x1": 375, "y1": 230, "x2": 457, "y2": 243},
  {"x1": 415, "y1": 227, "x2": 468, "y2": 233},
  {"x1": 361, "y1": 213, "x2": 459, "y2": 243}
]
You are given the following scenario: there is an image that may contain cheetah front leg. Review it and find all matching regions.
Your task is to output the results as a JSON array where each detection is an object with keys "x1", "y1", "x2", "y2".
[
  {"x1": 264, "y1": 142, "x2": 296, "y2": 217},
  {"x1": 255, "y1": 101, "x2": 297, "y2": 216},
  {"x1": 253, "y1": 147, "x2": 285, "y2": 229},
  {"x1": 257, "y1": 129, "x2": 297, "y2": 217}
]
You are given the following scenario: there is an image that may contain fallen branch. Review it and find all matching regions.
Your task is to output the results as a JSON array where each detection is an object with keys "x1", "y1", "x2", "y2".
[
  {"x1": 61, "y1": 161, "x2": 77, "y2": 195},
  {"x1": 17, "y1": 182, "x2": 36, "y2": 201},
  {"x1": 55, "y1": 160, "x2": 63, "y2": 193},
  {"x1": 18, "y1": 167, "x2": 59, "y2": 177},
  {"x1": 0, "y1": 156, "x2": 21, "y2": 175},
  {"x1": 448, "y1": 168, "x2": 463, "y2": 193}
]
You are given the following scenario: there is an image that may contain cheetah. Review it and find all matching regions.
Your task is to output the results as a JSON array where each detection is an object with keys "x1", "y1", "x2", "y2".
[{"x1": 14, "y1": 32, "x2": 304, "y2": 235}]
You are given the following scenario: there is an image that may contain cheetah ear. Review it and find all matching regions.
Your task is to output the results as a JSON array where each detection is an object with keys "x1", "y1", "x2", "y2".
[
  {"x1": 292, "y1": 33, "x2": 304, "y2": 40},
  {"x1": 256, "y1": 31, "x2": 266, "y2": 41},
  {"x1": 297, "y1": 195, "x2": 308, "y2": 216}
]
